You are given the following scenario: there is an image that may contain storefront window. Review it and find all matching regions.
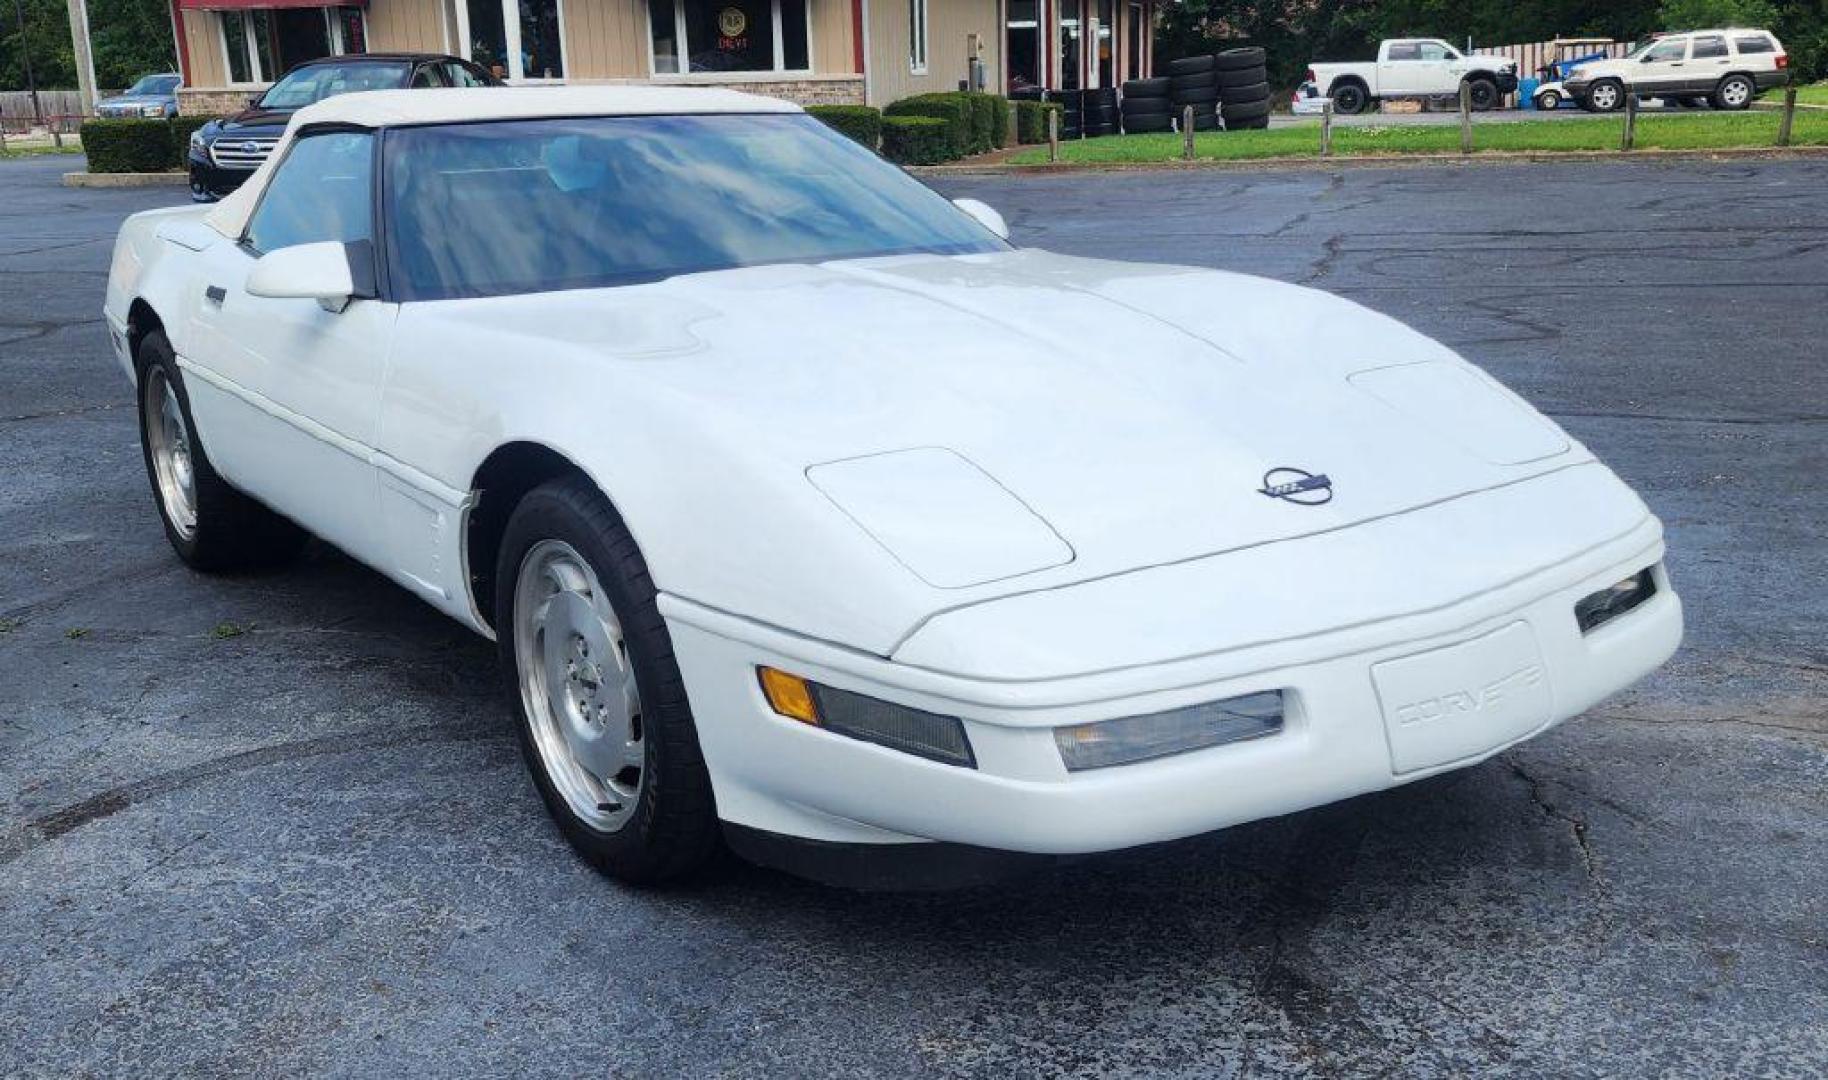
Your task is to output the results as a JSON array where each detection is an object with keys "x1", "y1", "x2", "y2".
[
  {"x1": 467, "y1": 0, "x2": 564, "y2": 79},
  {"x1": 647, "y1": 0, "x2": 812, "y2": 74},
  {"x1": 220, "y1": 7, "x2": 363, "y2": 85},
  {"x1": 907, "y1": 0, "x2": 927, "y2": 73},
  {"x1": 1005, "y1": 0, "x2": 1039, "y2": 91},
  {"x1": 1057, "y1": 0, "x2": 1080, "y2": 89},
  {"x1": 1094, "y1": 0, "x2": 1112, "y2": 87}
]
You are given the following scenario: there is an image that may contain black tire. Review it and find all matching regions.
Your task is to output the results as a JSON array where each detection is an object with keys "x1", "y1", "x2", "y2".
[
  {"x1": 1087, "y1": 86, "x2": 1118, "y2": 107},
  {"x1": 1331, "y1": 82, "x2": 1369, "y2": 115},
  {"x1": 1465, "y1": 77, "x2": 1500, "y2": 111},
  {"x1": 187, "y1": 167, "x2": 218, "y2": 203},
  {"x1": 1711, "y1": 73, "x2": 1756, "y2": 111},
  {"x1": 1171, "y1": 71, "x2": 1217, "y2": 92},
  {"x1": 1122, "y1": 97, "x2": 1172, "y2": 117},
  {"x1": 1123, "y1": 113, "x2": 1173, "y2": 133},
  {"x1": 1586, "y1": 78, "x2": 1625, "y2": 112},
  {"x1": 1534, "y1": 89, "x2": 1562, "y2": 111},
  {"x1": 1221, "y1": 98, "x2": 1271, "y2": 122},
  {"x1": 1221, "y1": 81, "x2": 1271, "y2": 105},
  {"x1": 1216, "y1": 47, "x2": 1265, "y2": 71},
  {"x1": 1218, "y1": 66, "x2": 1267, "y2": 89},
  {"x1": 496, "y1": 476, "x2": 720, "y2": 884},
  {"x1": 1166, "y1": 54, "x2": 1215, "y2": 76},
  {"x1": 1121, "y1": 76, "x2": 1171, "y2": 98},
  {"x1": 134, "y1": 330, "x2": 306, "y2": 572},
  {"x1": 1173, "y1": 85, "x2": 1219, "y2": 105}
]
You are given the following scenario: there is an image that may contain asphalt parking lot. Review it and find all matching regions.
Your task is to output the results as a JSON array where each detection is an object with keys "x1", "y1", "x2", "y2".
[{"x1": 3, "y1": 153, "x2": 1825, "y2": 1076}]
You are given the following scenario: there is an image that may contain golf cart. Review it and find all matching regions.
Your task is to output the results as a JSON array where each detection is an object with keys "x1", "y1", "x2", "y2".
[{"x1": 1532, "y1": 38, "x2": 1615, "y2": 109}]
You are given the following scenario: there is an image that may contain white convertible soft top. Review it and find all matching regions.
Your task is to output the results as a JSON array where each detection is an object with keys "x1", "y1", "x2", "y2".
[{"x1": 204, "y1": 84, "x2": 802, "y2": 239}]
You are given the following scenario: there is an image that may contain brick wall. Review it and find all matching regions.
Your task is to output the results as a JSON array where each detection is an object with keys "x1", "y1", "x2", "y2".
[{"x1": 178, "y1": 87, "x2": 263, "y2": 117}]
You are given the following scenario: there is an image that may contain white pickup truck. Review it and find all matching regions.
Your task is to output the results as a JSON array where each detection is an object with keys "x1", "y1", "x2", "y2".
[{"x1": 1307, "y1": 39, "x2": 1520, "y2": 114}]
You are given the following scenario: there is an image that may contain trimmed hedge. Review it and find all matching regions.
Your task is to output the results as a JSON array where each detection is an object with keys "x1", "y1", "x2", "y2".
[
  {"x1": 169, "y1": 115, "x2": 219, "y2": 161},
  {"x1": 884, "y1": 93, "x2": 975, "y2": 158},
  {"x1": 79, "y1": 116, "x2": 226, "y2": 173},
  {"x1": 1015, "y1": 100, "x2": 1065, "y2": 144},
  {"x1": 81, "y1": 118, "x2": 178, "y2": 173},
  {"x1": 880, "y1": 115, "x2": 952, "y2": 165},
  {"x1": 806, "y1": 104, "x2": 882, "y2": 150},
  {"x1": 970, "y1": 93, "x2": 1009, "y2": 151}
]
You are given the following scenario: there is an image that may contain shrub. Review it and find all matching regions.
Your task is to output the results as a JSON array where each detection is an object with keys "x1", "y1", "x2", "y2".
[
  {"x1": 1014, "y1": 100, "x2": 1064, "y2": 144},
  {"x1": 880, "y1": 115, "x2": 954, "y2": 165},
  {"x1": 81, "y1": 118, "x2": 178, "y2": 173},
  {"x1": 965, "y1": 93, "x2": 1010, "y2": 151},
  {"x1": 805, "y1": 104, "x2": 882, "y2": 150},
  {"x1": 884, "y1": 93, "x2": 974, "y2": 158},
  {"x1": 169, "y1": 115, "x2": 220, "y2": 162}
]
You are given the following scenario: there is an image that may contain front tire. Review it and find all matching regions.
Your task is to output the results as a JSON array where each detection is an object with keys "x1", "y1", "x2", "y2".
[
  {"x1": 1535, "y1": 89, "x2": 1562, "y2": 111},
  {"x1": 1466, "y1": 77, "x2": 1500, "y2": 111},
  {"x1": 135, "y1": 330, "x2": 305, "y2": 571},
  {"x1": 496, "y1": 476, "x2": 719, "y2": 884},
  {"x1": 1712, "y1": 74, "x2": 1755, "y2": 111},
  {"x1": 1586, "y1": 79, "x2": 1625, "y2": 112}
]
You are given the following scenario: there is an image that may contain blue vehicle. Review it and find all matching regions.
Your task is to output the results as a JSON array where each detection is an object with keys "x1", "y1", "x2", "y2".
[{"x1": 95, "y1": 73, "x2": 180, "y2": 118}]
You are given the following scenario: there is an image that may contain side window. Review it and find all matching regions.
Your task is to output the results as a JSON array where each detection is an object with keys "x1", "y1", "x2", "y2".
[
  {"x1": 1386, "y1": 42, "x2": 1421, "y2": 61},
  {"x1": 1734, "y1": 35, "x2": 1774, "y2": 54},
  {"x1": 245, "y1": 131, "x2": 375, "y2": 255},
  {"x1": 410, "y1": 64, "x2": 446, "y2": 87},
  {"x1": 1418, "y1": 42, "x2": 1450, "y2": 62},
  {"x1": 1691, "y1": 36, "x2": 1727, "y2": 59},
  {"x1": 443, "y1": 61, "x2": 490, "y2": 87},
  {"x1": 1645, "y1": 39, "x2": 1687, "y2": 62}
]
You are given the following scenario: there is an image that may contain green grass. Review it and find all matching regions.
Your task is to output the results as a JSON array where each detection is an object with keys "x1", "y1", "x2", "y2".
[
  {"x1": 1007, "y1": 111, "x2": 1828, "y2": 165},
  {"x1": 0, "y1": 141, "x2": 84, "y2": 159},
  {"x1": 1791, "y1": 82, "x2": 1828, "y2": 106}
]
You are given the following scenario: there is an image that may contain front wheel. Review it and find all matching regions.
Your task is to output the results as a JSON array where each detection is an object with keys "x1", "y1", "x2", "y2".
[
  {"x1": 1466, "y1": 77, "x2": 1499, "y2": 111},
  {"x1": 497, "y1": 476, "x2": 719, "y2": 884},
  {"x1": 1586, "y1": 80, "x2": 1625, "y2": 112},
  {"x1": 136, "y1": 330, "x2": 305, "y2": 570},
  {"x1": 1712, "y1": 74, "x2": 1755, "y2": 111},
  {"x1": 1535, "y1": 89, "x2": 1562, "y2": 111},
  {"x1": 1330, "y1": 83, "x2": 1368, "y2": 115}
]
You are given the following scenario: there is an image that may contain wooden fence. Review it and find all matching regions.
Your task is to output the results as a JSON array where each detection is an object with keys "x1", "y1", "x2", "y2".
[{"x1": 0, "y1": 90, "x2": 123, "y2": 132}]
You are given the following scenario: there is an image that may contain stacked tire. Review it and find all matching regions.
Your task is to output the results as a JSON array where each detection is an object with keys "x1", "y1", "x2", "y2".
[
  {"x1": 1217, "y1": 47, "x2": 1271, "y2": 130},
  {"x1": 1084, "y1": 86, "x2": 1119, "y2": 137},
  {"x1": 1048, "y1": 88, "x2": 1084, "y2": 139},
  {"x1": 1166, "y1": 55, "x2": 1220, "y2": 132},
  {"x1": 1119, "y1": 77, "x2": 1172, "y2": 133}
]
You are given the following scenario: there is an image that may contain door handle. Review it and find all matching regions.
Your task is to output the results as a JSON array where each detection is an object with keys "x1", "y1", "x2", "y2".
[{"x1": 204, "y1": 285, "x2": 226, "y2": 305}]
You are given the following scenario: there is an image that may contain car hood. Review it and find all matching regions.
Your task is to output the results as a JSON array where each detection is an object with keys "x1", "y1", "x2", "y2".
[
  {"x1": 100, "y1": 94, "x2": 169, "y2": 107},
  {"x1": 398, "y1": 249, "x2": 1593, "y2": 651},
  {"x1": 216, "y1": 107, "x2": 292, "y2": 134}
]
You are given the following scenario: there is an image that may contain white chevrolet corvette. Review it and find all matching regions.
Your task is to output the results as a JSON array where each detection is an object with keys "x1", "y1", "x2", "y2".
[{"x1": 103, "y1": 87, "x2": 1681, "y2": 886}]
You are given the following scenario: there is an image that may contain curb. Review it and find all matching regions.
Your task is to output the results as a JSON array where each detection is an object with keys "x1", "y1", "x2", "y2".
[
  {"x1": 913, "y1": 143, "x2": 1828, "y2": 176},
  {"x1": 63, "y1": 171, "x2": 188, "y2": 188}
]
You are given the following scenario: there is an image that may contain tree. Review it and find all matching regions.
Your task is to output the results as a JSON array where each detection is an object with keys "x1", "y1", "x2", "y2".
[
  {"x1": 1, "y1": 0, "x2": 172, "y2": 92},
  {"x1": 1656, "y1": 0, "x2": 1780, "y2": 29},
  {"x1": 1, "y1": 0, "x2": 76, "y2": 90}
]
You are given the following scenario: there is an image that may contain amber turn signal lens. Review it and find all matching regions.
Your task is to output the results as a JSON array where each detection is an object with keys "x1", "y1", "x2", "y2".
[{"x1": 758, "y1": 667, "x2": 820, "y2": 724}]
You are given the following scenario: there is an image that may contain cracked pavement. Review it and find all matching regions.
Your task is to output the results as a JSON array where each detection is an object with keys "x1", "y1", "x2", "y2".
[{"x1": 3, "y1": 154, "x2": 1826, "y2": 1076}]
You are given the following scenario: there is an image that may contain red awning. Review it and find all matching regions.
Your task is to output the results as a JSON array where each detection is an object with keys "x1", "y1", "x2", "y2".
[{"x1": 178, "y1": 0, "x2": 363, "y2": 8}]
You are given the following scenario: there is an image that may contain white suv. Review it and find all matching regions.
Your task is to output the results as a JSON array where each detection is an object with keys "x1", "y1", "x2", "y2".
[{"x1": 1565, "y1": 29, "x2": 1788, "y2": 112}]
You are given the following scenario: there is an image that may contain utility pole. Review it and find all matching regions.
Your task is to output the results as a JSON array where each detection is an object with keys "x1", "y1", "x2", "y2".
[
  {"x1": 65, "y1": 0, "x2": 99, "y2": 116},
  {"x1": 10, "y1": 0, "x2": 49, "y2": 137}
]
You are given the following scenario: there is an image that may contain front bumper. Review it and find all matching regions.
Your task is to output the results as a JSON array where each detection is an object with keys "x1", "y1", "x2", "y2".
[
  {"x1": 663, "y1": 467, "x2": 1682, "y2": 855},
  {"x1": 187, "y1": 149, "x2": 256, "y2": 199}
]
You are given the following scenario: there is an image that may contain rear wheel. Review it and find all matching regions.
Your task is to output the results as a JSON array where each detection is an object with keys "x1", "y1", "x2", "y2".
[
  {"x1": 1330, "y1": 83, "x2": 1369, "y2": 115},
  {"x1": 135, "y1": 330, "x2": 305, "y2": 571},
  {"x1": 1712, "y1": 74, "x2": 1755, "y2": 111},
  {"x1": 497, "y1": 476, "x2": 719, "y2": 884}
]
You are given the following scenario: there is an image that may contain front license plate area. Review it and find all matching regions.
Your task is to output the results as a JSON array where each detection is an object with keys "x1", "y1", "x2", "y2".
[{"x1": 1373, "y1": 621, "x2": 1552, "y2": 775}]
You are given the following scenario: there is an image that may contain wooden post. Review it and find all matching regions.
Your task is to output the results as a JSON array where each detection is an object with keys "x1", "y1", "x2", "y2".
[
  {"x1": 1778, "y1": 85, "x2": 1797, "y2": 147},
  {"x1": 1621, "y1": 91, "x2": 1637, "y2": 151},
  {"x1": 1320, "y1": 98, "x2": 1333, "y2": 157},
  {"x1": 1182, "y1": 104, "x2": 1195, "y2": 161},
  {"x1": 1047, "y1": 107, "x2": 1059, "y2": 163},
  {"x1": 1458, "y1": 81, "x2": 1473, "y2": 155},
  {"x1": 63, "y1": 0, "x2": 98, "y2": 118}
]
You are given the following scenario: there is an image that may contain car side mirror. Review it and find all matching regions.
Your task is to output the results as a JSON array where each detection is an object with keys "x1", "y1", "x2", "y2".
[
  {"x1": 245, "y1": 240, "x2": 368, "y2": 313},
  {"x1": 953, "y1": 198, "x2": 1009, "y2": 241}
]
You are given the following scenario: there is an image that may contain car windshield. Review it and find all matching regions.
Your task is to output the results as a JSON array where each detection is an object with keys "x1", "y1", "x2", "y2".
[
  {"x1": 258, "y1": 62, "x2": 411, "y2": 110},
  {"x1": 128, "y1": 74, "x2": 178, "y2": 96},
  {"x1": 383, "y1": 114, "x2": 1009, "y2": 301}
]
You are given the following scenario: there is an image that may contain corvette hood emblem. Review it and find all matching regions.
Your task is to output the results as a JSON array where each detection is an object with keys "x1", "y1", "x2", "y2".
[{"x1": 1258, "y1": 467, "x2": 1333, "y2": 505}]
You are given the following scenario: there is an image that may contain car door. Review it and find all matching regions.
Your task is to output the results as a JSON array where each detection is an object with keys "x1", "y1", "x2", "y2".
[
  {"x1": 1634, "y1": 37, "x2": 1691, "y2": 95},
  {"x1": 1686, "y1": 34, "x2": 1731, "y2": 94},
  {"x1": 182, "y1": 129, "x2": 398, "y2": 566},
  {"x1": 1378, "y1": 41, "x2": 1424, "y2": 95}
]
